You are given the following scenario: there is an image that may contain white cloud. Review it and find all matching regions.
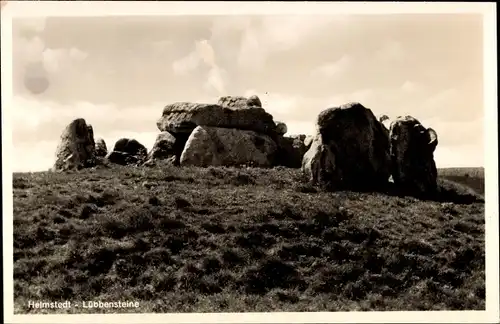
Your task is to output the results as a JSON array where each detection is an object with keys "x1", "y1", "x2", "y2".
[
  {"x1": 262, "y1": 93, "x2": 300, "y2": 116},
  {"x1": 150, "y1": 40, "x2": 173, "y2": 53},
  {"x1": 237, "y1": 27, "x2": 266, "y2": 72},
  {"x1": 435, "y1": 144, "x2": 484, "y2": 168},
  {"x1": 69, "y1": 47, "x2": 88, "y2": 61},
  {"x1": 375, "y1": 39, "x2": 405, "y2": 61},
  {"x1": 172, "y1": 50, "x2": 201, "y2": 76},
  {"x1": 323, "y1": 88, "x2": 376, "y2": 108},
  {"x1": 15, "y1": 35, "x2": 88, "y2": 76},
  {"x1": 13, "y1": 141, "x2": 59, "y2": 173},
  {"x1": 172, "y1": 39, "x2": 228, "y2": 95},
  {"x1": 16, "y1": 36, "x2": 45, "y2": 63},
  {"x1": 235, "y1": 16, "x2": 339, "y2": 72},
  {"x1": 311, "y1": 54, "x2": 353, "y2": 78},
  {"x1": 204, "y1": 66, "x2": 227, "y2": 95},
  {"x1": 260, "y1": 16, "x2": 341, "y2": 52},
  {"x1": 401, "y1": 80, "x2": 424, "y2": 93}
]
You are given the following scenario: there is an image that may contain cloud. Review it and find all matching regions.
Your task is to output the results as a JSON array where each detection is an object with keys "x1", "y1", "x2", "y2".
[
  {"x1": 311, "y1": 55, "x2": 353, "y2": 78},
  {"x1": 172, "y1": 39, "x2": 227, "y2": 95},
  {"x1": 235, "y1": 16, "x2": 339, "y2": 72},
  {"x1": 15, "y1": 36, "x2": 45, "y2": 63},
  {"x1": 375, "y1": 39, "x2": 405, "y2": 61},
  {"x1": 401, "y1": 80, "x2": 424, "y2": 93},
  {"x1": 14, "y1": 34, "x2": 88, "y2": 77},
  {"x1": 204, "y1": 66, "x2": 227, "y2": 95},
  {"x1": 150, "y1": 40, "x2": 173, "y2": 53},
  {"x1": 434, "y1": 144, "x2": 484, "y2": 168},
  {"x1": 42, "y1": 47, "x2": 88, "y2": 74},
  {"x1": 172, "y1": 50, "x2": 201, "y2": 76}
]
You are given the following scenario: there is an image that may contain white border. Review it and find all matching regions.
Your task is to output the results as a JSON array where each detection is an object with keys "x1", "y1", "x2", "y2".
[{"x1": 2, "y1": 2, "x2": 498, "y2": 323}]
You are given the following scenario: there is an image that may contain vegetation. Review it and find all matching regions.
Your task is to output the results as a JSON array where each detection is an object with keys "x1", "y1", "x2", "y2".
[
  {"x1": 12, "y1": 163, "x2": 485, "y2": 313},
  {"x1": 438, "y1": 167, "x2": 485, "y2": 196}
]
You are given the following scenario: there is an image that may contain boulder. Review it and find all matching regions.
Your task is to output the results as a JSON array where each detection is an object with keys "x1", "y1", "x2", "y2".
[
  {"x1": 105, "y1": 138, "x2": 148, "y2": 165},
  {"x1": 302, "y1": 134, "x2": 336, "y2": 185},
  {"x1": 275, "y1": 121, "x2": 288, "y2": 135},
  {"x1": 156, "y1": 102, "x2": 276, "y2": 135},
  {"x1": 180, "y1": 126, "x2": 278, "y2": 168},
  {"x1": 303, "y1": 102, "x2": 391, "y2": 190},
  {"x1": 146, "y1": 131, "x2": 189, "y2": 165},
  {"x1": 304, "y1": 135, "x2": 314, "y2": 150},
  {"x1": 53, "y1": 118, "x2": 96, "y2": 171},
  {"x1": 389, "y1": 115, "x2": 439, "y2": 195},
  {"x1": 218, "y1": 95, "x2": 262, "y2": 108},
  {"x1": 95, "y1": 138, "x2": 108, "y2": 157},
  {"x1": 105, "y1": 151, "x2": 140, "y2": 166},
  {"x1": 112, "y1": 138, "x2": 147, "y2": 157},
  {"x1": 274, "y1": 135, "x2": 308, "y2": 168}
]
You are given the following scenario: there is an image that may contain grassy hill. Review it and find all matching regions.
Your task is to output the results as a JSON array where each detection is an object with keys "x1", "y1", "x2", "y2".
[
  {"x1": 438, "y1": 167, "x2": 485, "y2": 196},
  {"x1": 12, "y1": 163, "x2": 485, "y2": 313}
]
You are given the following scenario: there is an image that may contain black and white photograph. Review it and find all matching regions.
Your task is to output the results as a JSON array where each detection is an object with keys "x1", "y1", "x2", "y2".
[{"x1": 2, "y1": 1, "x2": 498, "y2": 323}]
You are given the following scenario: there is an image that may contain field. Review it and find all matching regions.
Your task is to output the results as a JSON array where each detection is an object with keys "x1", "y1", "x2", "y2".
[
  {"x1": 438, "y1": 167, "x2": 485, "y2": 196},
  {"x1": 12, "y1": 163, "x2": 485, "y2": 313}
]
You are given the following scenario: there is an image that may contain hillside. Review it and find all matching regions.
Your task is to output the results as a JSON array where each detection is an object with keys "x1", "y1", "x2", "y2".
[
  {"x1": 12, "y1": 163, "x2": 485, "y2": 313},
  {"x1": 438, "y1": 167, "x2": 485, "y2": 196}
]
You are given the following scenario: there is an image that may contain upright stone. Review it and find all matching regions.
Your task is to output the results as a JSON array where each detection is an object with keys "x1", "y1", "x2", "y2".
[
  {"x1": 53, "y1": 118, "x2": 96, "y2": 171},
  {"x1": 389, "y1": 115, "x2": 439, "y2": 195},
  {"x1": 302, "y1": 102, "x2": 391, "y2": 190}
]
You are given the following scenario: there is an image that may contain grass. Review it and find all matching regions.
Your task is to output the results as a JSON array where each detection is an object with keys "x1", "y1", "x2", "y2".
[
  {"x1": 12, "y1": 162, "x2": 485, "y2": 313},
  {"x1": 438, "y1": 167, "x2": 485, "y2": 196}
]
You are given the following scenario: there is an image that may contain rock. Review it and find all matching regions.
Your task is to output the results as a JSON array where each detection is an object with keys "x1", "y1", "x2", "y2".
[
  {"x1": 95, "y1": 138, "x2": 108, "y2": 157},
  {"x1": 156, "y1": 102, "x2": 276, "y2": 135},
  {"x1": 389, "y1": 115, "x2": 439, "y2": 195},
  {"x1": 105, "y1": 151, "x2": 140, "y2": 166},
  {"x1": 180, "y1": 126, "x2": 278, "y2": 168},
  {"x1": 105, "y1": 138, "x2": 147, "y2": 165},
  {"x1": 112, "y1": 138, "x2": 147, "y2": 157},
  {"x1": 146, "y1": 131, "x2": 188, "y2": 165},
  {"x1": 274, "y1": 135, "x2": 307, "y2": 168},
  {"x1": 53, "y1": 118, "x2": 96, "y2": 171},
  {"x1": 304, "y1": 102, "x2": 391, "y2": 190},
  {"x1": 218, "y1": 95, "x2": 262, "y2": 108},
  {"x1": 378, "y1": 114, "x2": 391, "y2": 134},
  {"x1": 302, "y1": 134, "x2": 336, "y2": 185},
  {"x1": 275, "y1": 121, "x2": 288, "y2": 135},
  {"x1": 304, "y1": 135, "x2": 314, "y2": 150}
]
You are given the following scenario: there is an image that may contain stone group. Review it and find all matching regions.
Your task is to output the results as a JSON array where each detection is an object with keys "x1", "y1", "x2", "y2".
[{"x1": 52, "y1": 95, "x2": 438, "y2": 196}]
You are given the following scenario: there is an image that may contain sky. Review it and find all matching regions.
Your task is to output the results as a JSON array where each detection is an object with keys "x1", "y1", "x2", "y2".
[{"x1": 10, "y1": 13, "x2": 485, "y2": 172}]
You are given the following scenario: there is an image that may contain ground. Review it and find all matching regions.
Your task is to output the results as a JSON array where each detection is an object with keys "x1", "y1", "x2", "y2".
[{"x1": 12, "y1": 163, "x2": 485, "y2": 313}]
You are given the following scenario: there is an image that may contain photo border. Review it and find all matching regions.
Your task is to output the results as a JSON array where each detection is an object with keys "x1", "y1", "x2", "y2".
[{"x1": 2, "y1": 1, "x2": 498, "y2": 323}]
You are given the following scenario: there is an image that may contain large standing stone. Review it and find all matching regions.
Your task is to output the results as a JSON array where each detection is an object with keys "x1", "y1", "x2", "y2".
[
  {"x1": 53, "y1": 118, "x2": 96, "y2": 171},
  {"x1": 156, "y1": 102, "x2": 276, "y2": 135},
  {"x1": 146, "y1": 131, "x2": 189, "y2": 165},
  {"x1": 95, "y1": 138, "x2": 108, "y2": 158},
  {"x1": 303, "y1": 102, "x2": 391, "y2": 190},
  {"x1": 105, "y1": 138, "x2": 148, "y2": 166},
  {"x1": 180, "y1": 126, "x2": 278, "y2": 168},
  {"x1": 389, "y1": 115, "x2": 439, "y2": 195}
]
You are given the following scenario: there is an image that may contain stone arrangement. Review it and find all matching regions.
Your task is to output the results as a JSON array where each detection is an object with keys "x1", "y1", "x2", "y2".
[{"x1": 52, "y1": 96, "x2": 439, "y2": 196}]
